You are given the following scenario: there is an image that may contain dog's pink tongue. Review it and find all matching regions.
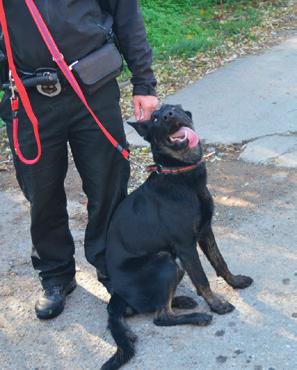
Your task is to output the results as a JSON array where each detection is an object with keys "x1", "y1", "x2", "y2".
[{"x1": 171, "y1": 127, "x2": 199, "y2": 148}]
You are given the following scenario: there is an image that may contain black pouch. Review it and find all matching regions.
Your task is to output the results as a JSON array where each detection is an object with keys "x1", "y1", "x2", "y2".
[{"x1": 71, "y1": 42, "x2": 123, "y2": 95}]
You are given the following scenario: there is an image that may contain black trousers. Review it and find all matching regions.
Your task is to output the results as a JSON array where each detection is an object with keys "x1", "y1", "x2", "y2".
[{"x1": 1, "y1": 79, "x2": 130, "y2": 288}]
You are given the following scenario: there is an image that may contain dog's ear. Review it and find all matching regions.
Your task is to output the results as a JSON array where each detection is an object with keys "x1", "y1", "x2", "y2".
[
  {"x1": 127, "y1": 120, "x2": 153, "y2": 142},
  {"x1": 185, "y1": 111, "x2": 192, "y2": 119}
]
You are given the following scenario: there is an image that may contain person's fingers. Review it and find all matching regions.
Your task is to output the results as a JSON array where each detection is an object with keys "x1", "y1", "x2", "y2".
[
  {"x1": 133, "y1": 96, "x2": 159, "y2": 121},
  {"x1": 142, "y1": 105, "x2": 154, "y2": 121},
  {"x1": 142, "y1": 96, "x2": 159, "y2": 120},
  {"x1": 133, "y1": 97, "x2": 142, "y2": 121},
  {"x1": 134, "y1": 96, "x2": 159, "y2": 121}
]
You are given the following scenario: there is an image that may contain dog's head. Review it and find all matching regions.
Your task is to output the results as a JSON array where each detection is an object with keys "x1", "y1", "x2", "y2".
[{"x1": 128, "y1": 104, "x2": 203, "y2": 166}]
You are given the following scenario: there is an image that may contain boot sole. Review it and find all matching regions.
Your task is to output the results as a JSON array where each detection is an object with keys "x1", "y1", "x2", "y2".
[{"x1": 36, "y1": 281, "x2": 77, "y2": 320}]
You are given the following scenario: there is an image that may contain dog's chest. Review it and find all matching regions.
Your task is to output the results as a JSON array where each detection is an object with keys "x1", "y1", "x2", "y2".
[
  {"x1": 156, "y1": 189, "x2": 205, "y2": 237},
  {"x1": 166, "y1": 185, "x2": 213, "y2": 237}
]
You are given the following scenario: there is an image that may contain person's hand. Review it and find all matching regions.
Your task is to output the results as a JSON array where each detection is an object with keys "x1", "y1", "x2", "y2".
[{"x1": 133, "y1": 95, "x2": 159, "y2": 121}]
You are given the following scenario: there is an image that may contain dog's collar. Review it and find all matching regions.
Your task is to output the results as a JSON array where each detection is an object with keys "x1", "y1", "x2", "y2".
[{"x1": 146, "y1": 159, "x2": 204, "y2": 175}]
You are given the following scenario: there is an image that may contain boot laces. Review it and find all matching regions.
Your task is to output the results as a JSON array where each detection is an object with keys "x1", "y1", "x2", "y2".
[{"x1": 44, "y1": 284, "x2": 64, "y2": 296}]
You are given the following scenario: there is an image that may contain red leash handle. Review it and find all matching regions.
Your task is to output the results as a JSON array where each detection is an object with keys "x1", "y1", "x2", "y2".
[
  {"x1": 24, "y1": 0, "x2": 129, "y2": 160},
  {"x1": 0, "y1": 0, "x2": 42, "y2": 165}
]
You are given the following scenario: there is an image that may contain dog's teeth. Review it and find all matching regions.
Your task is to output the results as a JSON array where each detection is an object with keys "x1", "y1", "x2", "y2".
[{"x1": 170, "y1": 132, "x2": 187, "y2": 143}]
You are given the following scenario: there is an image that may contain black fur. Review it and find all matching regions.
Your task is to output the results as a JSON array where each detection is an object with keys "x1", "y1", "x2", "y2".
[
  {"x1": 101, "y1": 294, "x2": 136, "y2": 370},
  {"x1": 101, "y1": 105, "x2": 253, "y2": 369}
]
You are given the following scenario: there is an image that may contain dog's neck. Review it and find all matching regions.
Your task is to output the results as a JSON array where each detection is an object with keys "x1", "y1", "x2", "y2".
[
  {"x1": 148, "y1": 158, "x2": 207, "y2": 188},
  {"x1": 146, "y1": 159, "x2": 211, "y2": 219},
  {"x1": 152, "y1": 151, "x2": 199, "y2": 168},
  {"x1": 146, "y1": 161, "x2": 203, "y2": 175}
]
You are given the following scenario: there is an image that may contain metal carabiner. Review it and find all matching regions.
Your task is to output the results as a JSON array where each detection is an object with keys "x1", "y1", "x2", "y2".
[{"x1": 8, "y1": 70, "x2": 16, "y2": 100}]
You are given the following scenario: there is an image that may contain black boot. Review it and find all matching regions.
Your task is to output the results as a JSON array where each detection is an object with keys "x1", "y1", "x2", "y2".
[{"x1": 35, "y1": 279, "x2": 77, "y2": 320}]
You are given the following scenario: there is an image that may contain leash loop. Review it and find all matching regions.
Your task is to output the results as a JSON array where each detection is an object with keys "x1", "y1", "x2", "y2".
[
  {"x1": 0, "y1": 0, "x2": 129, "y2": 165},
  {"x1": 0, "y1": 0, "x2": 42, "y2": 165}
]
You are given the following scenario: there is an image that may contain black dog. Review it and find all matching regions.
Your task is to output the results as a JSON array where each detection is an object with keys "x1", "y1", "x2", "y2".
[{"x1": 101, "y1": 105, "x2": 253, "y2": 370}]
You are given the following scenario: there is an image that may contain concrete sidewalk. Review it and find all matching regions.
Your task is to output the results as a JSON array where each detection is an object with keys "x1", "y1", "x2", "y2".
[{"x1": 126, "y1": 35, "x2": 297, "y2": 167}]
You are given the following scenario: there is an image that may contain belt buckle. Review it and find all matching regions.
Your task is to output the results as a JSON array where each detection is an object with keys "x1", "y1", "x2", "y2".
[{"x1": 36, "y1": 70, "x2": 62, "y2": 97}]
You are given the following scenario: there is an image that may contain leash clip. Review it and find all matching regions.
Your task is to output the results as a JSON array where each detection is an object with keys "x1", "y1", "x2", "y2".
[
  {"x1": 155, "y1": 164, "x2": 163, "y2": 174},
  {"x1": 9, "y1": 70, "x2": 19, "y2": 117},
  {"x1": 8, "y1": 70, "x2": 17, "y2": 100}
]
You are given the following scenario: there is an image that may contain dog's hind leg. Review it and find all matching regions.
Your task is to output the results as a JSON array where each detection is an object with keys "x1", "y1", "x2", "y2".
[
  {"x1": 172, "y1": 296, "x2": 198, "y2": 309},
  {"x1": 171, "y1": 263, "x2": 198, "y2": 310},
  {"x1": 154, "y1": 307, "x2": 212, "y2": 327},
  {"x1": 154, "y1": 263, "x2": 211, "y2": 327},
  {"x1": 198, "y1": 228, "x2": 253, "y2": 289}
]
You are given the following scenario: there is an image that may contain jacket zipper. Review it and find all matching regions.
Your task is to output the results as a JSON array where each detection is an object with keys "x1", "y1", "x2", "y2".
[{"x1": 97, "y1": 23, "x2": 113, "y2": 41}]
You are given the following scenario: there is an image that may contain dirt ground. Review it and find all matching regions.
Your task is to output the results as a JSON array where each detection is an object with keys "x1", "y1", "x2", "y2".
[{"x1": 1, "y1": 149, "x2": 297, "y2": 370}]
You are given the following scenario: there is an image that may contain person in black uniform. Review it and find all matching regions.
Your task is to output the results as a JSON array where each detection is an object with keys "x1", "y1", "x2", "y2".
[{"x1": 0, "y1": 0, "x2": 158, "y2": 319}]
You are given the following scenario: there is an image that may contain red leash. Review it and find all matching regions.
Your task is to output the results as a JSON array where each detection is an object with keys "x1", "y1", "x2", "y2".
[
  {"x1": 0, "y1": 0, "x2": 129, "y2": 165},
  {"x1": 0, "y1": 0, "x2": 41, "y2": 165},
  {"x1": 146, "y1": 160, "x2": 203, "y2": 175}
]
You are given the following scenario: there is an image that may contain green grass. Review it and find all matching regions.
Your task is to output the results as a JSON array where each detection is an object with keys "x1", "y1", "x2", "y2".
[
  {"x1": 140, "y1": 0, "x2": 262, "y2": 59},
  {"x1": 118, "y1": 0, "x2": 267, "y2": 80}
]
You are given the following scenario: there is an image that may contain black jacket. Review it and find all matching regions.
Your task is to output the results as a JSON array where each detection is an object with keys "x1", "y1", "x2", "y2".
[{"x1": 1, "y1": 0, "x2": 156, "y2": 95}]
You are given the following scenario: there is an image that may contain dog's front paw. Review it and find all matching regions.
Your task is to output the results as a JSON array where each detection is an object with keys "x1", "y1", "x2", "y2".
[
  {"x1": 209, "y1": 298, "x2": 235, "y2": 315},
  {"x1": 228, "y1": 275, "x2": 253, "y2": 289}
]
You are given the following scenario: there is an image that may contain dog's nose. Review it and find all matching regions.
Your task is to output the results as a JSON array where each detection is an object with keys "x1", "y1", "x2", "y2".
[{"x1": 162, "y1": 109, "x2": 175, "y2": 121}]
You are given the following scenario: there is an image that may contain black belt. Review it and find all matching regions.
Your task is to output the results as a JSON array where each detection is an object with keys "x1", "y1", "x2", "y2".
[{"x1": 2, "y1": 67, "x2": 62, "y2": 97}]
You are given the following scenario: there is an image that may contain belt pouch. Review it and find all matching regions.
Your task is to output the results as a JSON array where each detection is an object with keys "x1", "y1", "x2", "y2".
[{"x1": 71, "y1": 42, "x2": 123, "y2": 95}]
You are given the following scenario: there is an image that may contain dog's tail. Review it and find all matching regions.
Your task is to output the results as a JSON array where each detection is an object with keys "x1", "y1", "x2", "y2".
[{"x1": 101, "y1": 293, "x2": 137, "y2": 370}]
